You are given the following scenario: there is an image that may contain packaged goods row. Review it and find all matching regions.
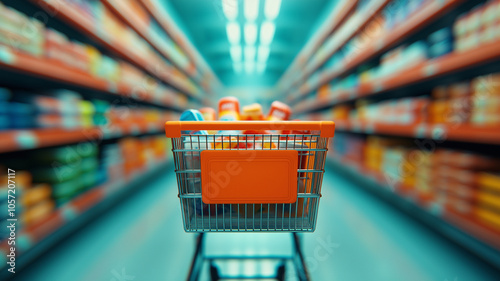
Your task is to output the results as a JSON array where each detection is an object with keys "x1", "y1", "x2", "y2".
[
  {"x1": 290, "y1": 0, "x2": 500, "y2": 102},
  {"x1": 0, "y1": 135, "x2": 169, "y2": 242},
  {"x1": 0, "y1": 88, "x2": 176, "y2": 131},
  {"x1": 329, "y1": 72, "x2": 500, "y2": 127},
  {"x1": 0, "y1": 2, "x2": 197, "y2": 95},
  {"x1": 331, "y1": 133, "x2": 500, "y2": 233}
]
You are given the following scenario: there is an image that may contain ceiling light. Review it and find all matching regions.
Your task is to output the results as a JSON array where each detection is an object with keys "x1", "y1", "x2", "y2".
[
  {"x1": 257, "y1": 62, "x2": 266, "y2": 73},
  {"x1": 222, "y1": 0, "x2": 238, "y2": 20},
  {"x1": 226, "y1": 22, "x2": 241, "y2": 44},
  {"x1": 244, "y1": 46, "x2": 256, "y2": 61},
  {"x1": 260, "y1": 21, "x2": 275, "y2": 45},
  {"x1": 230, "y1": 45, "x2": 242, "y2": 61},
  {"x1": 244, "y1": 0, "x2": 259, "y2": 21},
  {"x1": 244, "y1": 61, "x2": 255, "y2": 73},
  {"x1": 257, "y1": 46, "x2": 270, "y2": 62},
  {"x1": 244, "y1": 23, "x2": 258, "y2": 45},
  {"x1": 264, "y1": 0, "x2": 281, "y2": 20},
  {"x1": 233, "y1": 62, "x2": 242, "y2": 73}
]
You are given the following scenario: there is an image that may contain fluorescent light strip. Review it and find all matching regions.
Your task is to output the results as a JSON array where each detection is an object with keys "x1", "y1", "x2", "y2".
[
  {"x1": 260, "y1": 21, "x2": 275, "y2": 45},
  {"x1": 244, "y1": 61, "x2": 255, "y2": 73},
  {"x1": 244, "y1": 23, "x2": 258, "y2": 45},
  {"x1": 222, "y1": 0, "x2": 238, "y2": 20},
  {"x1": 257, "y1": 46, "x2": 270, "y2": 62},
  {"x1": 264, "y1": 0, "x2": 281, "y2": 20},
  {"x1": 230, "y1": 45, "x2": 242, "y2": 62},
  {"x1": 257, "y1": 62, "x2": 266, "y2": 73},
  {"x1": 244, "y1": 45, "x2": 256, "y2": 61},
  {"x1": 244, "y1": 0, "x2": 259, "y2": 21},
  {"x1": 226, "y1": 22, "x2": 241, "y2": 44},
  {"x1": 233, "y1": 62, "x2": 243, "y2": 73}
]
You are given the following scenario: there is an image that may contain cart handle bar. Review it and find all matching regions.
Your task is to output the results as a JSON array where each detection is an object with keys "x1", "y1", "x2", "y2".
[{"x1": 165, "y1": 121, "x2": 335, "y2": 138}]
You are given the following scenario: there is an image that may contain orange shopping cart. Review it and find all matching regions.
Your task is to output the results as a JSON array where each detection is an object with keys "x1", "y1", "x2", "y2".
[{"x1": 165, "y1": 121, "x2": 335, "y2": 280}]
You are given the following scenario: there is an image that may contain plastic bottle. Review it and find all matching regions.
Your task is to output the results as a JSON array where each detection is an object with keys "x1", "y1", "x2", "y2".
[
  {"x1": 267, "y1": 101, "x2": 292, "y2": 121},
  {"x1": 218, "y1": 96, "x2": 240, "y2": 121}
]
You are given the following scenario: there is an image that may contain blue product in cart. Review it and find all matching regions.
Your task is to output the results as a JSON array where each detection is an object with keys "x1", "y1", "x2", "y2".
[{"x1": 180, "y1": 109, "x2": 208, "y2": 135}]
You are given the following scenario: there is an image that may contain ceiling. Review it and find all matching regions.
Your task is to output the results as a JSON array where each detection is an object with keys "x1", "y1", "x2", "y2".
[{"x1": 167, "y1": 0, "x2": 332, "y2": 88}]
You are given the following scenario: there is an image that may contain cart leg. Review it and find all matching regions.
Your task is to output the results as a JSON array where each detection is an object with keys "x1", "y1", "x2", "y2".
[
  {"x1": 209, "y1": 262, "x2": 220, "y2": 281},
  {"x1": 187, "y1": 233, "x2": 205, "y2": 281},
  {"x1": 276, "y1": 263, "x2": 286, "y2": 281},
  {"x1": 292, "y1": 233, "x2": 311, "y2": 281}
]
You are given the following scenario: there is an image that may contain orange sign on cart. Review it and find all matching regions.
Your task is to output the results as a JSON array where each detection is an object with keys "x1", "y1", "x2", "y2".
[{"x1": 201, "y1": 150, "x2": 298, "y2": 204}]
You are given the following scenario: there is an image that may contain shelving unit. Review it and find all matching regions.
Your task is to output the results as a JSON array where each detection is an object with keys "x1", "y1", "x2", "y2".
[
  {"x1": 0, "y1": 158, "x2": 171, "y2": 280},
  {"x1": 281, "y1": 0, "x2": 500, "y2": 269},
  {"x1": 287, "y1": 0, "x2": 461, "y2": 103},
  {"x1": 0, "y1": 46, "x2": 185, "y2": 111},
  {"x1": 328, "y1": 156, "x2": 500, "y2": 268},
  {"x1": 31, "y1": 0, "x2": 207, "y2": 102}
]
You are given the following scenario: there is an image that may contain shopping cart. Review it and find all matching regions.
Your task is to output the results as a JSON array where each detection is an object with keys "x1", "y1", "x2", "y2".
[{"x1": 165, "y1": 121, "x2": 335, "y2": 280}]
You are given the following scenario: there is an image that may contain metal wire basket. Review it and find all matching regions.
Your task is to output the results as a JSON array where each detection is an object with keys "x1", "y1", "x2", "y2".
[{"x1": 165, "y1": 121, "x2": 335, "y2": 232}]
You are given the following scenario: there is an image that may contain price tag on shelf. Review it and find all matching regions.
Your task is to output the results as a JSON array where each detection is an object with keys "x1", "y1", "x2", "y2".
[
  {"x1": 373, "y1": 81, "x2": 384, "y2": 93},
  {"x1": 365, "y1": 123, "x2": 375, "y2": 134},
  {"x1": 414, "y1": 124, "x2": 427, "y2": 138},
  {"x1": 424, "y1": 64, "x2": 438, "y2": 77},
  {"x1": 60, "y1": 206, "x2": 78, "y2": 221},
  {"x1": 108, "y1": 82, "x2": 118, "y2": 94},
  {"x1": 431, "y1": 125, "x2": 447, "y2": 141},
  {"x1": 15, "y1": 131, "x2": 38, "y2": 149},
  {"x1": 131, "y1": 124, "x2": 141, "y2": 135},
  {"x1": 0, "y1": 45, "x2": 15, "y2": 65}
]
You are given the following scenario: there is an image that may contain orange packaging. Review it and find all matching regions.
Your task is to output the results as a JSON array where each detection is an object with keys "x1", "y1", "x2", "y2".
[
  {"x1": 21, "y1": 184, "x2": 52, "y2": 207},
  {"x1": 267, "y1": 101, "x2": 292, "y2": 121},
  {"x1": 478, "y1": 172, "x2": 500, "y2": 193},
  {"x1": 475, "y1": 208, "x2": 500, "y2": 230},
  {"x1": 241, "y1": 103, "x2": 264, "y2": 120},
  {"x1": 199, "y1": 107, "x2": 217, "y2": 121},
  {"x1": 21, "y1": 200, "x2": 55, "y2": 226},
  {"x1": 218, "y1": 96, "x2": 240, "y2": 121}
]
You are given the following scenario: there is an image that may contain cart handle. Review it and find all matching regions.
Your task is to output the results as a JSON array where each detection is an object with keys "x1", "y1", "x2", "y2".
[{"x1": 165, "y1": 121, "x2": 335, "y2": 138}]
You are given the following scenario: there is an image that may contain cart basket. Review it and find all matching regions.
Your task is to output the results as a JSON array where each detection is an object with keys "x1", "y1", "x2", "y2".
[{"x1": 165, "y1": 121, "x2": 335, "y2": 232}]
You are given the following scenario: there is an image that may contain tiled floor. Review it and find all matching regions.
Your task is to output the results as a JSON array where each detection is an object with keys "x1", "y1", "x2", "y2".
[{"x1": 13, "y1": 164, "x2": 500, "y2": 281}]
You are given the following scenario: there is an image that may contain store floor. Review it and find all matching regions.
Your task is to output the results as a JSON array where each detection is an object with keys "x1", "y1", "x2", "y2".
[{"x1": 14, "y1": 163, "x2": 500, "y2": 281}]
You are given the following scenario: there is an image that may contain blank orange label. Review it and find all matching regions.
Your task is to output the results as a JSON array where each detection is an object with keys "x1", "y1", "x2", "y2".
[{"x1": 201, "y1": 150, "x2": 298, "y2": 204}]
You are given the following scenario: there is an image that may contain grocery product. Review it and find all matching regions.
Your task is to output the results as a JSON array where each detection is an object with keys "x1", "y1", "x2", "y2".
[
  {"x1": 241, "y1": 103, "x2": 264, "y2": 120},
  {"x1": 267, "y1": 101, "x2": 292, "y2": 121},
  {"x1": 180, "y1": 109, "x2": 208, "y2": 135},
  {"x1": 199, "y1": 107, "x2": 217, "y2": 121},
  {"x1": 218, "y1": 96, "x2": 240, "y2": 121}
]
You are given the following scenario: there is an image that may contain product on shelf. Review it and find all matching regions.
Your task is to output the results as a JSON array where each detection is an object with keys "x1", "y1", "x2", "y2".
[
  {"x1": 454, "y1": 0, "x2": 500, "y2": 52},
  {"x1": 0, "y1": 2, "x2": 44, "y2": 56}
]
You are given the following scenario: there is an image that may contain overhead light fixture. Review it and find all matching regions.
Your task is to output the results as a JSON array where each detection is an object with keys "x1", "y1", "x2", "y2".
[
  {"x1": 260, "y1": 21, "x2": 275, "y2": 45},
  {"x1": 264, "y1": 0, "x2": 281, "y2": 20},
  {"x1": 244, "y1": 45, "x2": 256, "y2": 61},
  {"x1": 257, "y1": 46, "x2": 270, "y2": 62},
  {"x1": 244, "y1": 23, "x2": 258, "y2": 45},
  {"x1": 244, "y1": 61, "x2": 255, "y2": 73},
  {"x1": 230, "y1": 45, "x2": 242, "y2": 62},
  {"x1": 257, "y1": 62, "x2": 266, "y2": 73},
  {"x1": 222, "y1": 0, "x2": 238, "y2": 21},
  {"x1": 244, "y1": 0, "x2": 259, "y2": 21},
  {"x1": 226, "y1": 22, "x2": 241, "y2": 44},
  {"x1": 233, "y1": 62, "x2": 242, "y2": 73}
]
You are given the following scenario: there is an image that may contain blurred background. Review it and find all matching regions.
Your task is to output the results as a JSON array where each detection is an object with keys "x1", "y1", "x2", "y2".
[{"x1": 0, "y1": 0, "x2": 500, "y2": 280}]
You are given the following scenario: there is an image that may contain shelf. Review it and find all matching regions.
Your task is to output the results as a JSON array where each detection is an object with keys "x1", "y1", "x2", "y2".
[
  {"x1": 278, "y1": 0, "x2": 358, "y2": 91},
  {"x1": 283, "y1": 0, "x2": 390, "y2": 96},
  {"x1": 295, "y1": 40, "x2": 500, "y2": 114},
  {"x1": 102, "y1": 0, "x2": 200, "y2": 82},
  {"x1": 0, "y1": 46, "x2": 185, "y2": 111},
  {"x1": 333, "y1": 120, "x2": 500, "y2": 145},
  {"x1": 0, "y1": 158, "x2": 170, "y2": 275},
  {"x1": 31, "y1": 0, "x2": 202, "y2": 101},
  {"x1": 288, "y1": 0, "x2": 461, "y2": 103},
  {"x1": 0, "y1": 122, "x2": 167, "y2": 154},
  {"x1": 138, "y1": 0, "x2": 221, "y2": 94},
  {"x1": 328, "y1": 155, "x2": 500, "y2": 258}
]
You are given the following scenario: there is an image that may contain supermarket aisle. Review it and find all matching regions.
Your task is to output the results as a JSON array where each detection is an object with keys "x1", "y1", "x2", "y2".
[{"x1": 13, "y1": 164, "x2": 500, "y2": 281}]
